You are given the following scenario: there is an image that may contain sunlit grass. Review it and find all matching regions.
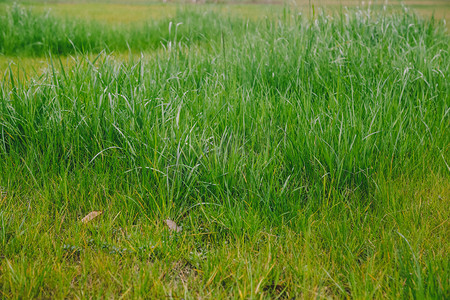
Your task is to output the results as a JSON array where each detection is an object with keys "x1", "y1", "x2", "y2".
[
  {"x1": 31, "y1": 3, "x2": 178, "y2": 24},
  {"x1": 4, "y1": 0, "x2": 450, "y2": 25},
  {"x1": 0, "y1": 1, "x2": 449, "y2": 298},
  {"x1": 0, "y1": 52, "x2": 148, "y2": 82}
]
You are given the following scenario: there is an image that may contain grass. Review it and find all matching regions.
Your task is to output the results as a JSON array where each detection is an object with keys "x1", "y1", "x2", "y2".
[
  {"x1": 2, "y1": 1, "x2": 449, "y2": 26},
  {"x1": 0, "y1": 3, "x2": 239, "y2": 56},
  {"x1": 0, "y1": 1, "x2": 449, "y2": 299}
]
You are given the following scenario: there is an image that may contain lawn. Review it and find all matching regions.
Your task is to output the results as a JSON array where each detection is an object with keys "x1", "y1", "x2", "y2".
[{"x1": 0, "y1": 0, "x2": 449, "y2": 299}]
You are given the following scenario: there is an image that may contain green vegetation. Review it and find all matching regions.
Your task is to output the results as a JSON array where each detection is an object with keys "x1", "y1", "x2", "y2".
[
  {"x1": 0, "y1": 2, "x2": 449, "y2": 299},
  {"x1": 0, "y1": 3, "x2": 233, "y2": 56}
]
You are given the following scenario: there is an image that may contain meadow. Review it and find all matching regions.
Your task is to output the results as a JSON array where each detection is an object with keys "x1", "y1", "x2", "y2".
[{"x1": 0, "y1": 0, "x2": 449, "y2": 298}]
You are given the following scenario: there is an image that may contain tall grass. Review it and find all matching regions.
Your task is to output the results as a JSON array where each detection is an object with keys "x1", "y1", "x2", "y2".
[
  {"x1": 0, "y1": 4, "x2": 234, "y2": 56},
  {"x1": 0, "y1": 3, "x2": 448, "y2": 298},
  {"x1": 2, "y1": 6, "x2": 448, "y2": 211}
]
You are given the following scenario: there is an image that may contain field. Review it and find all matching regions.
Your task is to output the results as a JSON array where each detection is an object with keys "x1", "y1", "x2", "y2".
[{"x1": 0, "y1": 0, "x2": 449, "y2": 299}]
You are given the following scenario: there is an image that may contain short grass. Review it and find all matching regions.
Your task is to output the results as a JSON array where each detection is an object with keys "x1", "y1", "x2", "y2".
[
  {"x1": 2, "y1": 1, "x2": 450, "y2": 25},
  {"x1": 0, "y1": 1, "x2": 449, "y2": 299}
]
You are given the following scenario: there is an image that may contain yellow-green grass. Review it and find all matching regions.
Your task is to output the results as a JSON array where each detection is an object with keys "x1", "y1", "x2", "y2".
[
  {"x1": 0, "y1": 174, "x2": 447, "y2": 298},
  {"x1": 28, "y1": 3, "x2": 178, "y2": 24},
  {"x1": 4, "y1": 1, "x2": 449, "y2": 24},
  {"x1": 1, "y1": 2, "x2": 449, "y2": 298},
  {"x1": 1, "y1": 2, "x2": 279, "y2": 24},
  {"x1": 0, "y1": 53, "x2": 142, "y2": 83}
]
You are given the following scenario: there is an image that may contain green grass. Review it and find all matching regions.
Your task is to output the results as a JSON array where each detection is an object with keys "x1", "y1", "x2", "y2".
[
  {"x1": 0, "y1": 3, "x2": 239, "y2": 56},
  {"x1": 0, "y1": 2, "x2": 449, "y2": 299}
]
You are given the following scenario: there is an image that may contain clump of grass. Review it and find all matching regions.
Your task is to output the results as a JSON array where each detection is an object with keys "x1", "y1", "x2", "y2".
[{"x1": 0, "y1": 4, "x2": 449, "y2": 299}]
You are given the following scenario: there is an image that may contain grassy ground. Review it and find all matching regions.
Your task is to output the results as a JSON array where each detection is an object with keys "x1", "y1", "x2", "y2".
[
  {"x1": 1, "y1": 1, "x2": 450, "y2": 25},
  {"x1": 0, "y1": 1, "x2": 449, "y2": 299}
]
